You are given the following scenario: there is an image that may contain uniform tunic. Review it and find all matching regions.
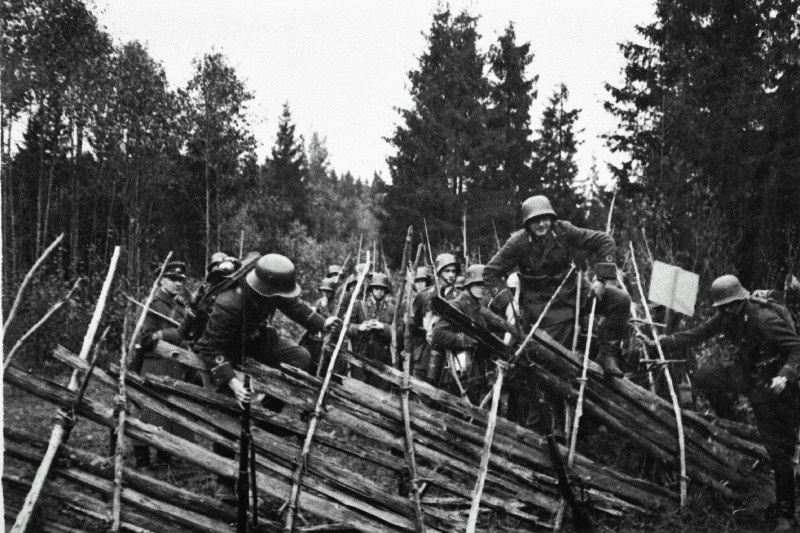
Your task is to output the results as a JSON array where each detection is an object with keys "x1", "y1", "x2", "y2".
[
  {"x1": 660, "y1": 297, "x2": 800, "y2": 475},
  {"x1": 349, "y1": 294, "x2": 395, "y2": 385},
  {"x1": 411, "y1": 284, "x2": 460, "y2": 382},
  {"x1": 484, "y1": 221, "x2": 629, "y2": 346},
  {"x1": 136, "y1": 287, "x2": 192, "y2": 438},
  {"x1": 195, "y1": 281, "x2": 326, "y2": 388}
]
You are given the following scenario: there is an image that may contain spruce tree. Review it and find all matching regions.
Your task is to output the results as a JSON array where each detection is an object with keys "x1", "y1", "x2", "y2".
[
  {"x1": 487, "y1": 22, "x2": 537, "y2": 195},
  {"x1": 533, "y1": 84, "x2": 583, "y2": 222},
  {"x1": 268, "y1": 102, "x2": 307, "y2": 225},
  {"x1": 382, "y1": 7, "x2": 493, "y2": 261}
]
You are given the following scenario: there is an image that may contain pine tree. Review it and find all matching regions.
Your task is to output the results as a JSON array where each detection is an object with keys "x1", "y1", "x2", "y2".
[
  {"x1": 382, "y1": 7, "x2": 493, "y2": 261},
  {"x1": 533, "y1": 84, "x2": 583, "y2": 222},
  {"x1": 268, "y1": 102, "x2": 308, "y2": 225},
  {"x1": 487, "y1": 22, "x2": 537, "y2": 195}
]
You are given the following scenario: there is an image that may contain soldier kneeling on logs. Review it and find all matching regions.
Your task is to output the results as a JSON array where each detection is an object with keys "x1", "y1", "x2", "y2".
[
  {"x1": 644, "y1": 275, "x2": 800, "y2": 532},
  {"x1": 194, "y1": 253, "x2": 342, "y2": 502}
]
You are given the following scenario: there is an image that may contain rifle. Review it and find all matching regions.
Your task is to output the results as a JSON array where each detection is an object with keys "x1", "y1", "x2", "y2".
[
  {"x1": 181, "y1": 252, "x2": 261, "y2": 343},
  {"x1": 539, "y1": 401, "x2": 594, "y2": 533},
  {"x1": 430, "y1": 296, "x2": 511, "y2": 360},
  {"x1": 237, "y1": 375, "x2": 257, "y2": 532}
]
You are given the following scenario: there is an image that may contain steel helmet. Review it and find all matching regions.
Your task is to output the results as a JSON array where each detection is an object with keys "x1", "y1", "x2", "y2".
[
  {"x1": 415, "y1": 266, "x2": 432, "y2": 281},
  {"x1": 368, "y1": 273, "x2": 392, "y2": 293},
  {"x1": 463, "y1": 264, "x2": 485, "y2": 288},
  {"x1": 434, "y1": 253, "x2": 460, "y2": 276},
  {"x1": 320, "y1": 278, "x2": 337, "y2": 293},
  {"x1": 246, "y1": 254, "x2": 301, "y2": 298},
  {"x1": 326, "y1": 264, "x2": 342, "y2": 277},
  {"x1": 506, "y1": 272, "x2": 520, "y2": 290},
  {"x1": 710, "y1": 275, "x2": 750, "y2": 307},
  {"x1": 521, "y1": 195, "x2": 557, "y2": 226},
  {"x1": 455, "y1": 275, "x2": 465, "y2": 290}
]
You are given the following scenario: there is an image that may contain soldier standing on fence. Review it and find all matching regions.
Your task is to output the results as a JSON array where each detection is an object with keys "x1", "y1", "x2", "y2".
[
  {"x1": 645, "y1": 275, "x2": 800, "y2": 532},
  {"x1": 485, "y1": 195, "x2": 630, "y2": 377}
]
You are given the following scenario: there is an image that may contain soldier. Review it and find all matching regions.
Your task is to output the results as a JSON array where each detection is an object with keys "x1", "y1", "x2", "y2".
[
  {"x1": 414, "y1": 266, "x2": 433, "y2": 294},
  {"x1": 324, "y1": 264, "x2": 342, "y2": 288},
  {"x1": 194, "y1": 253, "x2": 342, "y2": 501},
  {"x1": 348, "y1": 273, "x2": 396, "y2": 386},
  {"x1": 411, "y1": 253, "x2": 461, "y2": 384},
  {"x1": 485, "y1": 195, "x2": 630, "y2": 377},
  {"x1": 300, "y1": 278, "x2": 338, "y2": 371},
  {"x1": 131, "y1": 261, "x2": 193, "y2": 468},
  {"x1": 432, "y1": 264, "x2": 517, "y2": 402},
  {"x1": 645, "y1": 275, "x2": 800, "y2": 532}
]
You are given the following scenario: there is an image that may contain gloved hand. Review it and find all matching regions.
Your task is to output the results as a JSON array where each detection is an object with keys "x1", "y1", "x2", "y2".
[{"x1": 324, "y1": 316, "x2": 343, "y2": 336}]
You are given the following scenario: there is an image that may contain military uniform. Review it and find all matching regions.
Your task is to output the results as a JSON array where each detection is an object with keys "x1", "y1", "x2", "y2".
[
  {"x1": 195, "y1": 282, "x2": 325, "y2": 387},
  {"x1": 485, "y1": 220, "x2": 629, "y2": 348},
  {"x1": 410, "y1": 284, "x2": 460, "y2": 383},
  {"x1": 349, "y1": 293, "x2": 396, "y2": 385},
  {"x1": 132, "y1": 262, "x2": 193, "y2": 467},
  {"x1": 660, "y1": 295, "x2": 800, "y2": 524},
  {"x1": 432, "y1": 289, "x2": 515, "y2": 402}
]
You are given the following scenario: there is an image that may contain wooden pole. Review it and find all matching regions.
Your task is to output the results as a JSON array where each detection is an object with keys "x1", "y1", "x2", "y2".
[
  {"x1": 465, "y1": 361, "x2": 506, "y2": 533},
  {"x1": 239, "y1": 230, "x2": 244, "y2": 259},
  {"x1": 4, "y1": 278, "x2": 83, "y2": 370},
  {"x1": 389, "y1": 226, "x2": 414, "y2": 369},
  {"x1": 630, "y1": 243, "x2": 687, "y2": 508},
  {"x1": 284, "y1": 252, "x2": 371, "y2": 532},
  {"x1": 399, "y1": 243, "x2": 427, "y2": 533},
  {"x1": 11, "y1": 246, "x2": 120, "y2": 533},
  {"x1": 317, "y1": 254, "x2": 354, "y2": 378},
  {"x1": 124, "y1": 295, "x2": 180, "y2": 327},
  {"x1": 110, "y1": 251, "x2": 173, "y2": 531},
  {"x1": 4, "y1": 232, "x2": 64, "y2": 333},
  {"x1": 492, "y1": 220, "x2": 501, "y2": 251},
  {"x1": 566, "y1": 296, "x2": 597, "y2": 467},
  {"x1": 462, "y1": 206, "x2": 468, "y2": 267}
]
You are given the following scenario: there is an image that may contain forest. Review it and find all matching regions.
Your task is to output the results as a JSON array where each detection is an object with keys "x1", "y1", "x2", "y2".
[{"x1": 3, "y1": 0, "x2": 800, "y2": 530}]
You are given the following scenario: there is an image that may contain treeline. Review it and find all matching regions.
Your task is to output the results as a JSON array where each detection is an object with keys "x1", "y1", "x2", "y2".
[
  {"x1": 1, "y1": 0, "x2": 379, "y2": 293},
  {"x1": 381, "y1": 8, "x2": 598, "y2": 264},
  {"x1": 606, "y1": 0, "x2": 800, "y2": 289}
]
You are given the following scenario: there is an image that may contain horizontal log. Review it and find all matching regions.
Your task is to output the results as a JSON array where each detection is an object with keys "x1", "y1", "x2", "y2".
[
  {"x1": 4, "y1": 364, "x2": 424, "y2": 533},
  {"x1": 4, "y1": 471, "x2": 166, "y2": 533}
]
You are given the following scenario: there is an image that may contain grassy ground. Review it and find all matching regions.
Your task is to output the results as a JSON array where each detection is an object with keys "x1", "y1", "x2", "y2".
[{"x1": 2, "y1": 372, "x2": 780, "y2": 532}]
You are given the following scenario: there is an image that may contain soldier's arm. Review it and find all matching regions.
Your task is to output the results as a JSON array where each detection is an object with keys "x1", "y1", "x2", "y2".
[
  {"x1": 760, "y1": 310, "x2": 800, "y2": 381},
  {"x1": 431, "y1": 318, "x2": 476, "y2": 350},
  {"x1": 485, "y1": 235, "x2": 522, "y2": 297},
  {"x1": 279, "y1": 296, "x2": 327, "y2": 333},
  {"x1": 558, "y1": 221, "x2": 616, "y2": 263},
  {"x1": 347, "y1": 300, "x2": 365, "y2": 337},
  {"x1": 659, "y1": 313, "x2": 725, "y2": 352},
  {"x1": 479, "y1": 306, "x2": 518, "y2": 338},
  {"x1": 194, "y1": 297, "x2": 241, "y2": 388},
  {"x1": 377, "y1": 304, "x2": 395, "y2": 337}
]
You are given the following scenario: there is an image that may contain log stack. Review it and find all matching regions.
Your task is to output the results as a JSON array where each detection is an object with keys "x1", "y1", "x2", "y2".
[{"x1": 4, "y1": 341, "x2": 682, "y2": 532}]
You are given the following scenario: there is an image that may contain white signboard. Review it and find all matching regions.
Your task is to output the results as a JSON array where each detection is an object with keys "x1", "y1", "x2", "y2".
[{"x1": 648, "y1": 261, "x2": 699, "y2": 317}]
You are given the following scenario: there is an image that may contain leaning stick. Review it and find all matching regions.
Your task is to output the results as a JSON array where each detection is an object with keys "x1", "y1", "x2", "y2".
[
  {"x1": 111, "y1": 253, "x2": 173, "y2": 531},
  {"x1": 616, "y1": 269, "x2": 657, "y2": 392},
  {"x1": 4, "y1": 232, "x2": 64, "y2": 333},
  {"x1": 566, "y1": 294, "x2": 598, "y2": 466},
  {"x1": 466, "y1": 361, "x2": 506, "y2": 533},
  {"x1": 4, "y1": 278, "x2": 83, "y2": 370},
  {"x1": 389, "y1": 226, "x2": 414, "y2": 368},
  {"x1": 479, "y1": 264, "x2": 576, "y2": 409},
  {"x1": 10, "y1": 246, "x2": 120, "y2": 533},
  {"x1": 284, "y1": 252, "x2": 371, "y2": 533},
  {"x1": 554, "y1": 269, "x2": 583, "y2": 531},
  {"x1": 400, "y1": 243, "x2": 427, "y2": 533},
  {"x1": 630, "y1": 243, "x2": 687, "y2": 508},
  {"x1": 124, "y1": 294, "x2": 180, "y2": 327},
  {"x1": 605, "y1": 190, "x2": 617, "y2": 234},
  {"x1": 492, "y1": 220, "x2": 501, "y2": 251},
  {"x1": 317, "y1": 254, "x2": 354, "y2": 377},
  {"x1": 462, "y1": 206, "x2": 469, "y2": 267}
]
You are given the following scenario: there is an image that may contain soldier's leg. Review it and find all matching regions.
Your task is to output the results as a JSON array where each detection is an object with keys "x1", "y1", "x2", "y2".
[
  {"x1": 594, "y1": 286, "x2": 631, "y2": 377},
  {"x1": 426, "y1": 349, "x2": 446, "y2": 386},
  {"x1": 693, "y1": 360, "x2": 741, "y2": 420},
  {"x1": 752, "y1": 398, "x2": 800, "y2": 525}
]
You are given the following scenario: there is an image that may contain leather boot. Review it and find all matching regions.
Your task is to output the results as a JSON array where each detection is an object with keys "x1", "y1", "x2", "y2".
[{"x1": 596, "y1": 342, "x2": 624, "y2": 378}]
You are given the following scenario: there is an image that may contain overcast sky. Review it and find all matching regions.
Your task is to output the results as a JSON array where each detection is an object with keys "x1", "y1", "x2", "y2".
[{"x1": 93, "y1": 0, "x2": 656, "y2": 184}]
